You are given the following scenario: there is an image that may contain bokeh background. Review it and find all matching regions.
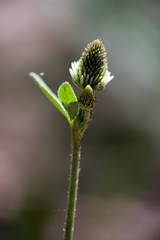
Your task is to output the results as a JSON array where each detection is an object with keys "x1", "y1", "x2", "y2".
[{"x1": 0, "y1": 0, "x2": 160, "y2": 239}]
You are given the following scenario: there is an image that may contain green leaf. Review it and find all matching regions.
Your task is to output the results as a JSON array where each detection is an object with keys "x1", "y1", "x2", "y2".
[
  {"x1": 58, "y1": 82, "x2": 77, "y2": 106},
  {"x1": 29, "y1": 72, "x2": 71, "y2": 123}
]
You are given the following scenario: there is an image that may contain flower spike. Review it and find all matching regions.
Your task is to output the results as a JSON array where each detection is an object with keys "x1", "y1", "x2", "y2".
[{"x1": 69, "y1": 39, "x2": 114, "y2": 91}]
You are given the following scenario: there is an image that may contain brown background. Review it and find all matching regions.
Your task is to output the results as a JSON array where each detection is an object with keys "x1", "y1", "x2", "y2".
[{"x1": 0, "y1": 0, "x2": 160, "y2": 239}]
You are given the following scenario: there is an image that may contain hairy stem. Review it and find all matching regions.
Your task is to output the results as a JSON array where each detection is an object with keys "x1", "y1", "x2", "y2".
[
  {"x1": 64, "y1": 127, "x2": 81, "y2": 240},
  {"x1": 64, "y1": 91, "x2": 94, "y2": 239}
]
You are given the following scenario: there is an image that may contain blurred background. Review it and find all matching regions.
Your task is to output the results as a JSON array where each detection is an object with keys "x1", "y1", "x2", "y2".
[{"x1": 0, "y1": 0, "x2": 160, "y2": 239}]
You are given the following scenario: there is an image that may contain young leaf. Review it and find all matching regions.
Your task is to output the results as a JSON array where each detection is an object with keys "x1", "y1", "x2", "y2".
[
  {"x1": 29, "y1": 72, "x2": 71, "y2": 123},
  {"x1": 58, "y1": 82, "x2": 77, "y2": 106}
]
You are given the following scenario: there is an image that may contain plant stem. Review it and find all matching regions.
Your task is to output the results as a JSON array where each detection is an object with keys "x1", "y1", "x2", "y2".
[
  {"x1": 64, "y1": 127, "x2": 81, "y2": 240},
  {"x1": 64, "y1": 92, "x2": 95, "y2": 240}
]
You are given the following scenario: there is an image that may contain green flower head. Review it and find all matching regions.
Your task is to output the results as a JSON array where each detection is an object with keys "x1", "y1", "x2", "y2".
[{"x1": 69, "y1": 39, "x2": 114, "y2": 91}]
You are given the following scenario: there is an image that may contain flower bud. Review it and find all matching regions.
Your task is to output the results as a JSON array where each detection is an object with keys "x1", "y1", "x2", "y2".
[
  {"x1": 69, "y1": 39, "x2": 114, "y2": 91},
  {"x1": 79, "y1": 85, "x2": 96, "y2": 110}
]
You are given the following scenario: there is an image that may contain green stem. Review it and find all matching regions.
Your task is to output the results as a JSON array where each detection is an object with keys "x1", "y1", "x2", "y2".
[
  {"x1": 64, "y1": 88, "x2": 95, "y2": 240},
  {"x1": 64, "y1": 127, "x2": 81, "y2": 240}
]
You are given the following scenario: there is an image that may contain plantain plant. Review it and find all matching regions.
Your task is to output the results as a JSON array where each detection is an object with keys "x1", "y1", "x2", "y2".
[{"x1": 29, "y1": 39, "x2": 114, "y2": 240}]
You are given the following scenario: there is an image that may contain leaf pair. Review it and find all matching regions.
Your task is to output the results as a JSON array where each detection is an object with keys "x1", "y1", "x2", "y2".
[{"x1": 29, "y1": 72, "x2": 77, "y2": 124}]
